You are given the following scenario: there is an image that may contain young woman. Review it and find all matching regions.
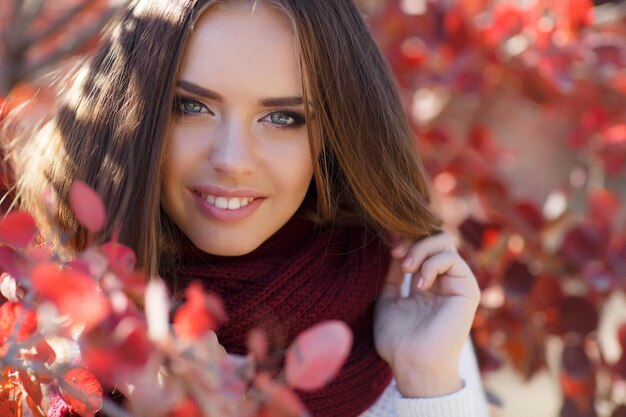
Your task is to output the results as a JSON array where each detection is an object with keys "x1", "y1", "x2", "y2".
[{"x1": 12, "y1": 0, "x2": 489, "y2": 415}]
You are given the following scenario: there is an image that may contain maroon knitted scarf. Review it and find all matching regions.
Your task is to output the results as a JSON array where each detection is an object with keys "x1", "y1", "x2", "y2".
[{"x1": 175, "y1": 214, "x2": 393, "y2": 416}]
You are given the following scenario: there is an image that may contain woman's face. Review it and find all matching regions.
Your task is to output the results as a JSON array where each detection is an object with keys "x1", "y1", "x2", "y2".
[{"x1": 161, "y1": 3, "x2": 314, "y2": 256}]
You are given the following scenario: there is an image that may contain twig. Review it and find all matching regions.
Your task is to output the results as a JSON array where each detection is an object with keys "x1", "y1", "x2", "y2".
[
  {"x1": 100, "y1": 397, "x2": 138, "y2": 417},
  {"x1": 21, "y1": 0, "x2": 101, "y2": 49},
  {"x1": 22, "y1": 6, "x2": 119, "y2": 77},
  {"x1": 19, "y1": 0, "x2": 46, "y2": 29}
]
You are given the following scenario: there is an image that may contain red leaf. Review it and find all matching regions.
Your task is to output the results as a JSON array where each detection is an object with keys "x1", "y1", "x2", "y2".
[
  {"x1": 558, "y1": 297, "x2": 598, "y2": 336},
  {"x1": 0, "y1": 212, "x2": 38, "y2": 248},
  {"x1": 0, "y1": 246, "x2": 32, "y2": 281},
  {"x1": 25, "y1": 395, "x2": 46, "y2": 417},
  {"x1": 0, "y1": 301, "x2": 38, "y2": 343},
  {"x1": 69, "y1": 181, "x2": 106, "y2": 234},
  {"x1": 502, "y1": 261, "x2": 536, "y2": 297},
  {"x1": 285, "y1": 320, "x2": 353, "y2": 391},
  {"x1": 18, "y1": 370, "x2": 42, "y2": 404},
  {"x1": 59, "y1": 368, "x2": 103, "y2": 417},
  {"x1": 31, "y1": 262, "x2": 110, "y2": 332},
  {"x1": 168, "y1": 397, "x2": 203, "y2": 417},
  {"x1": 173, "y1": 282, "x2": 226, "y2": 340},
  {"x1": 100, "y1": 242, "x2": 136, "y2": 275},
  {"x1": 559, "y1": 221, "x2": 608, "y2": 267},
  {"x1": 247, "y1": 327, "x2": 269, "y2": 361},
  {"x1": 22, "y1": 339, "x2": 57, "y2": 365},
  {"x1": 82, "y1": 313, "x2": 152, "y2": 384},
  {"x1": 588, "y1": 188, "x2": 620, "y2": 230},
  {"x1": 0, "y1": 377, "x2": 22, "y2": 417},
  {"x1": 255, "y1": 373, "x2": 308, "y2": 417}
]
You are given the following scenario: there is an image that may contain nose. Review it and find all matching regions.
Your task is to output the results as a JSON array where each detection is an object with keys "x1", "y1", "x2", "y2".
[{"x1": 209, "y1": 118, "x2": 257, "y2": 177}]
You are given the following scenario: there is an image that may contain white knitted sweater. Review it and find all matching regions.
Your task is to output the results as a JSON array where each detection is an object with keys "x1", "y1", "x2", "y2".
[{"x1": 359, "y1": 339, "x2": 490, "y2": 417}]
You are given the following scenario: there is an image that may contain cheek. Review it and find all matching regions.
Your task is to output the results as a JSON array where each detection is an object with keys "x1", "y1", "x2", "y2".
[{"x1": 266, "y1": 137, "x2": 313, "y2": 189}]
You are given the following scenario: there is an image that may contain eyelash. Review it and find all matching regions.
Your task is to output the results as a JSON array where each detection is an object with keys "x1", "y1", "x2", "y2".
[{"x1": 173, "y1": 96, "x2": 306, "y2": 129}]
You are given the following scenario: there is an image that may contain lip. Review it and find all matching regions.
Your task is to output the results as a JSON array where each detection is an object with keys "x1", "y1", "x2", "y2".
[
  {"x1": 191, "y1": 185, "x2": 267, "y2": 199},
  {"x1": 190, "y1": 187, "x2": 266, "y2": 223}
]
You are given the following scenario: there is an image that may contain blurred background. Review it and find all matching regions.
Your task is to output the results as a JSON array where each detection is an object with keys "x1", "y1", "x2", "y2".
[{"x1": 1, "y1": 0, "x2": 626, "y2": 416}]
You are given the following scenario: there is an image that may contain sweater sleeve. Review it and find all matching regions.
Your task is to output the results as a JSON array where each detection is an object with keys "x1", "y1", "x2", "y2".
[{"x1": 359, "y1": 338, "x2": 490, "y2": 417}]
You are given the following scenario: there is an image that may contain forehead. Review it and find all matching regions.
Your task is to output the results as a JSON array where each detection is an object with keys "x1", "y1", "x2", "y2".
[{"x1": 179, "y1": 3, "x2": 302, "y2": 96}]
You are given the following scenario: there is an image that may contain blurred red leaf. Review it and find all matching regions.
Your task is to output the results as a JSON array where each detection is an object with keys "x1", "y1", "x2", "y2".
[
  {"x1": 18, "y1": 370, "x2": 42, "y2": 404},
  {"x1": 59, "y1": 367, "x2": 103, "y2": 417},
  {"x1": 100, "y1": 241, "x2": 136, "y2": 275},
  {"x1": 0, "y1": 377, "x2": 22, "y2": 417},
  {"x1": 0, "y1": 212, "x2": 38, "y2": 248},
  {"x1": 82, "y1": 312, "x2": 152, "y2": 384},
  {"x1": 22, "y1": 339, "x2": 57, "y2": 365},
  {"x1": 173, "y1": 282, "x2": 226, "y2": 341},
  {"x1": 588, "y1": 188, "x2": 621, "y2": 230},
  {"x1": 31, "y1": 262, "x2": 110, "y2": 332},
  {"x1": 0, "y1": 246, "x2": 32, "y2": 281},
  {"x1": 247, "y1": 327, "x2": 269, "y2": 362},
  {"x1": 559, "y1": 221, "x2": 608, "y2": 267},
  {"x1": 502, "y1": 261, "x2": 536, "y2": 297},
  {"x1": 168, "y1": 397, "x2": 203, "y2": 417},
  {"x1": 528, "y1": 276, "x2": 564, "y2": 333},
  {"x1": 285, "y1": 320, "x2": 353, "y2": 391},
  {"x1": 560, "y1": 341, "x2": 595, "y2": 412},
  {"x1": 69, "y1": 181, "x2": 106, "y2": 234},
  {"x1": 559, "y1": 398, "x2": 596, "y2": 417},
  {"x1": 513, "y1": 201, "x2": 545, "y2": 232},
  {"x1": 255, "y1": 372, "x2": 308, "y2": 417},
  {"x1": 612, "y1": 406, "x2": 626, "y2": 417},
  {"x1": 558, "y1": 296, "x2": 598, "y2": 336},
  {"x1": 0, "y1": 301, "x2": 38, "y2": 342}
]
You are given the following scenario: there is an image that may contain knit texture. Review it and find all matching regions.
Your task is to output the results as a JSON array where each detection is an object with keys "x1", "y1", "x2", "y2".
[{"x1": 175, "y1": 214, "x2": 393, "y2": 417}]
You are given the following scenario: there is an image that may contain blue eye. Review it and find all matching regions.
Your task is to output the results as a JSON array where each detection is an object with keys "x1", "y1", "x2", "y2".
[
  {"x1": 263, "y1": 111, "x2": 306, "y2": 129},
  {"x1": 174, "y1": 96, "x2": 211, "y2": 116}
]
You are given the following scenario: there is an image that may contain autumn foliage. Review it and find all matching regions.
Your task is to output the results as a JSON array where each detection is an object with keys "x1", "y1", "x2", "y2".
[
  {"x1": 362, "y1": 0, "x2": 626, "y2": 416},
  {"x1": 2, "y1": 0, "x2": 626, "y2": 416},
  {"x1": 0, "y1": 181, "x2": 353, "y2": 417}
]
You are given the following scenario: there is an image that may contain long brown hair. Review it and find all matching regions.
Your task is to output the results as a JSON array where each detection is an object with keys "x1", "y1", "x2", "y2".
[{"x1": 11, "y1": 0, "x2": 441, "y2": 279}]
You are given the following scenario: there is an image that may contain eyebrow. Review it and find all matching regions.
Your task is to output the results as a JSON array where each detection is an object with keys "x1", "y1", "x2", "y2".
[{"x1": 176, "y1": 80, "x2": 305, "y2": 107}]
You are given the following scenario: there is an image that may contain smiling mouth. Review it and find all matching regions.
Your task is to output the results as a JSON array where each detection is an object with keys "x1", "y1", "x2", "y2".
[{"x1": 196, "y1": 192, "x2": 258, "y2": 210}]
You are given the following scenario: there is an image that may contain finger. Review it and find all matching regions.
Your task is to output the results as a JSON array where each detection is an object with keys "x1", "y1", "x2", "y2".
[
  {"x1": 380, "y1": 256, "x2": 405, "y2": 300},
  {"x1": 412, "y1": 251, "x2": 471, "y2": 294},
  {"x1": 402, "y1": 232, "x2": 456, "y2": 273},
  {"x1": 391, "y1": 238, "x2": 413, "y2": 259}
]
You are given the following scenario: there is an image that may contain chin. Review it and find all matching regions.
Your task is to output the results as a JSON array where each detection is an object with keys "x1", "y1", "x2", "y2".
[{"x1": 192, "y1": 236, "x2": 263, "y2": 257}]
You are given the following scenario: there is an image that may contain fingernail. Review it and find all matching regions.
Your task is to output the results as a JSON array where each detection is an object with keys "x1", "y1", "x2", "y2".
[
  {"x1": 417, "y1": 276, "x2": 425, "y2": 289},
  {"x1": 402, "y1": 258, "x2": 413, "y2": 269}
]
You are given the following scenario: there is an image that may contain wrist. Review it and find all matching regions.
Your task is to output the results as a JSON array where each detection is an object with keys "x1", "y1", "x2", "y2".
[{"x1": 393, "y1": 367, "x2": 463, "y2": 398}]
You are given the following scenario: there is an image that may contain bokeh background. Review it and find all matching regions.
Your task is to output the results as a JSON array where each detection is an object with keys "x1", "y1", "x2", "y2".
[{"x1": 1, "y1": 1, "x2": 626, "y2": 416}]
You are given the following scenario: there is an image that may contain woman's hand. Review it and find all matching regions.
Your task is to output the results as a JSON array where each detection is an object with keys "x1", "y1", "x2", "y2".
[{"x1": 374, "y1": 232, "x2": 481, "y2": 398}]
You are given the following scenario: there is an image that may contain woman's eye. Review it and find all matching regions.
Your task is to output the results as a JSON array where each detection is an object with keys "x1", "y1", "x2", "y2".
[
  {"x1": 174, "y1": 97, "x2": 210, "y2": 116},
  {"x1": 263, "y1": 111, "x2": 305, "y2": 129}
]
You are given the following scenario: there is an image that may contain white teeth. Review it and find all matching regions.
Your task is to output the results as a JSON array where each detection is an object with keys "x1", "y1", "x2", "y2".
[
  {"x1": 215, "y1": 197, "x2": 228, "y2": 209},
  {"x1": 227, "y1": 198, "x2": 240, "y2": 210},
  {"x1": 203, "y1": 194, "x2": 255, "y2": 210}
]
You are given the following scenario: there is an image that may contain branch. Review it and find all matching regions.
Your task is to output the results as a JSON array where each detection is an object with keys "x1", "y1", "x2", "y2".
[
  {"x1": 22, "y1": 6, "x2": 119, "y2": 77},
  {"x1": 21, "y1": 0, "x2": 101, "y2": 49},
  {"x1": 19, "y1": 0, "x2": 46, "y2": 29}
]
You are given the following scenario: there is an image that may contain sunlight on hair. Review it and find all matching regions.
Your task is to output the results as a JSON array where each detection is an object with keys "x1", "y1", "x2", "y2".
[
  {"x1": 65, "y1": 66, "x2": 91, "y2": 112},
  {"x1": 133, "y1": 0, "x2": 179, "y2": 22}
]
